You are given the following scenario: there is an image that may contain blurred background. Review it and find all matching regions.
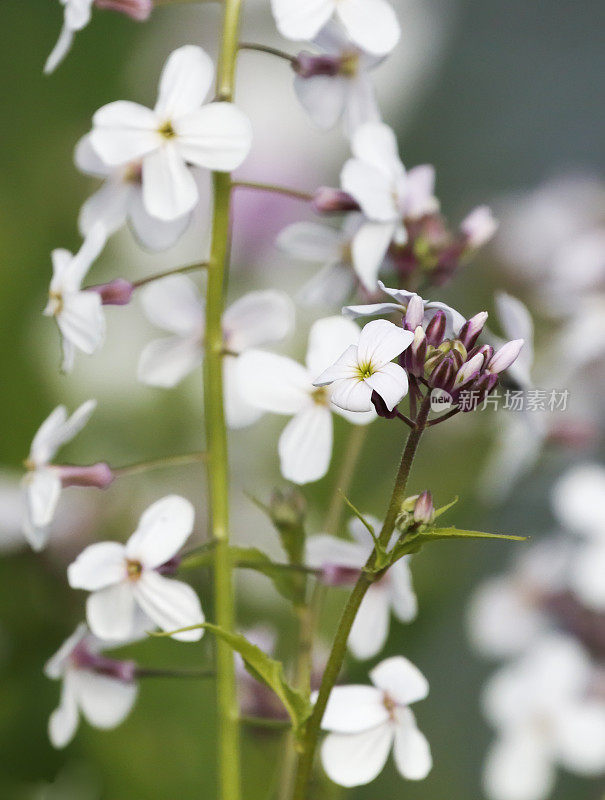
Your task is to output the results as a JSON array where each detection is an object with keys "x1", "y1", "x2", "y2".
[{"x1": 1, "y1": 0, "x2": 604, "y2": 798}]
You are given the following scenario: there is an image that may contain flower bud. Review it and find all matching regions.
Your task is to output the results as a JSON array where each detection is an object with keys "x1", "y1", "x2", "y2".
[
  {"x1": 293, "y1": 52, "x2": 341, "y2": 78},
  {"x1": 430, "y1": 356, "x2": 456, "y2": 391},
  {"x1": 487, "y1": 339, "x2": 525, "y2": 375},
  {"x1": 312, "y1": 187, "x2": 360, "y2": 215},
  {"x1": 458, "y1": 311, "x2": 488, "y2": 350},
  {"x1": 319, "y1": 563, "x2": 362, "y2": 586},
  {"x1": 425, "y1": 310, "x2": 447, "y2": 346},
  {"x1": 95, "y1": 0, "x2": 153, "y2": 21},
  {"x1": 88, "y1": 279, "x2": 134, "y2": 306},
  {"x1": 461, "y1": 205, "x2": 498, "y2": 249},
  {"x1": 453, "y1": 352, "x2": 485, "y2": 389},
  {"x1": 405, "y1": 326, "x2": 427, "y2": 376},
  {"x1": 71, "y1": 642, "x2": 137, "y2": 682},
  {"x1": 413, "y1": 491, "x2": 435, "y2": 525},
  {"x1": 57, "y1": 462, "x2": 114, "y2": 489},
  {"x1": 371, "y1": 391, "x2": 399, "y2": 419},
  {"x1": 468, "y1": 343, "x2": 494, "y2": 364},
  {"x1": 403, "y1": 294, "x2": 424, "y2": 331},
  {"x1": 156, "y1": 555, "x2": 182, "y2": 576},
  {"x1": 270, "y1": 489, "x2": 306, "y2": 532}
]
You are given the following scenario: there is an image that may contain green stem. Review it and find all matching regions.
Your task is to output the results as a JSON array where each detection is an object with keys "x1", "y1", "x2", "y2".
[
  {"x1": 238, "y1": 42, "x2": 296, "y2": 66},
  {"x1": 131, "y1": 261, "x2": 209, "y2": 289},
  {"x1": 291, "y1": 396, "x2": 432, "y2": 800},
  {"x1": 240, "y1": 716, "x2": 291, "y2": 732},
  {"x1": 231, "y1": 181, "x2": 314, "y2": 203},
  {"x1": 206, "y1": 2, "x2": 243, "y2": 799},
  {"x1": 112, "y1": 452, "x2": 207, "y2": 477},
  {"x1": 136, "y1": 667, "x2": 216, "y2": 679}
]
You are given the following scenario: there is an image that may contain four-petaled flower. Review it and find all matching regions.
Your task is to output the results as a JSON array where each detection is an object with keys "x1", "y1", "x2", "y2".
[
  {"x1": 137, "y1": 275, "x2": 295, "y2": 429},
  {"x1": 271, "y1": 0, "x2": 401, "y2": 57},
  {"x1": 306, "y1": 515, "x2": 417, "y2": 659},
  {"x1": 23, "y1": 400, "x2": 97, "y2": 551},
  {"x1": 90, "y1": 46, "x2": 253, "y2": 221},
  {"x1": 68, "y1": 495, "x2": 204, "y2": 642},
  {"x1": 44, "y1": 223, "x2": 107, "y2": 372},
  {"x1": 317, "y1": 655, "x2": 432, "y2": 786},
  {"x1": 237, "y1": 316, "x2": 375, "y2": 484},
  {"x1": 313, "y1": 319, "x2": 414, "y2": 412},
  {"x1": 44, "y1": 623, "x2": 138, "y2": 748}
]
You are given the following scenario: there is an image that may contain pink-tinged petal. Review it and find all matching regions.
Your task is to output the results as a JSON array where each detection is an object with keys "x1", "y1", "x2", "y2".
[
  {"x1": 403, "y1": 164, "x2": 439, "y2": 219},
  {"x1": 370, "y1": 656, "x2": 429, "y2": 705},
  {"x1": 128, "y1": 188, "x2": 191, "y2": 251},
  {"x1": 57, "y1": 292, "x2": 106, "y2": 356},
  {"x1": 349, "y1": 585, "x2": 390, "y2": 659},
  {"x1": 79, "y1": 179, "x2": 132, "y2": 238},
  {"x1": 140, "y1": 274, "x2": 204, "y2": 336},
  {"x1": 126, "y1": 495, "x2": 194, "y2": 569},
  {"x1": 453, "y1": 352, "x2": 484, "y2": 389},
  {"x1": 71, "y1": 670, "x2": 138, "y2": 730},
  {"x1": 68, "y1": 541, "x2": 127, "y2": 591},
  {"x1": 276, "y1": 221, "x2": 343, "y2": 264},
  {"x1": 393, "y1": 708, "x2": 432, "y2": 780},
  {"x1": 483, "y1": 732, "x2": 554, "y2": 800},
  {"x1": 319, "y1": 685, "x2": 387, "y2": 733},
  {"x1": 343, "y1": 301, "x2": 404, "y2": 318},
  {"x1": 236, "y1": 350, "x2": 311, "y2": 415},
  {"x1": 357, "y1": 319, "x2": 414, "y2": 368},
  {"x1": 44, "y1": 624, "x2": 89, "y2": 680},
  {"x1": 294, "y1": 74, "x2": 347, "y2": 130},
  {"x1": 423, "y1": 301, "x2": 467, "y2": 338},
  {"x1": 351, "y1": 221, "x2": 394, "y2": 290},
  {"x1": 154, "y1": 46, "x2": 214, "y2": 119},
  {"x1": 278, "y1": 406, "x2": 333, "y2": 484},
  {"x1": 320, "y1": 725, "x2": 394, "y2": 787},
  {"x1": 330, "y1": 377, "x2": 374, "y2": 412},
  {"x1": 137, "y1": 335, "x2": 201, "y2": 388},
  {"x1": 487, "y1": 339, "x2": 525, "y2": 375},
  {"x1": 223, "y1": 290, "x2": 295, "y2": 353},
  {"x1": 26, "y1": 468, "x2": 62, "y2": 530},
  {"x1": 341, "y1": 158, "x2": 398, "y2": 221},
  {"x1": 48, "y1": 676, "x2": 79, "y2": 748},
  {"x1": 270, "y1": 0, "x2": 335, "y2": 41},
  {"x1": 175, "y1": 103, "x2": 253, "y2": 171},
  {"x1": 86, "y1": 582, "x2": 137, "y2": 641},
  {"x1": 305, "y1": 534, "x2": 368, "y2": 571},
  {"x1": 365, "y1": 361, "x2": 409, "y2": 410},
  {"x1": 495, "y1": 293, "x2": 533, "y2": 386},
  {"x1": 461, "y1": 205, "x2": 498, "y2": 248},
  {"x1": 142, "y1": 144, "x2": 199, "y2": 221},
  {"x1": 133, "y1": 572, "x2": 204, "y2": 641},
  {"x1": 343, "y1": 73, "x2": 381, "y2": 139},
  {"x1": 337, "y1": 0, "x2": 401, "y2": 56},
  {"x1": 74, "y1": 134, "x2": 112, "y2": 178},
  {"x1": 350, "y1": 121, "x2": 403, "y2": 176},
  {"x1": 91, "y1": 101, "x2": 161, "y2": 165},
  {"x1": 306, "y1": 317, "x2": 361, "y2": 376}
]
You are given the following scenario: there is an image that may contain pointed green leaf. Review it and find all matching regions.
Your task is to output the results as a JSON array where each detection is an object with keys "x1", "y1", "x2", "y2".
[
  {"x1": 421, "y1": 526, "x2": 526, "y2": 543},
  {"x1": 434, "y1": 496, "x2": 459, "y2": 519},
  {"x1": 230, "y1": 546, "x2": 306, "y2": 603}
]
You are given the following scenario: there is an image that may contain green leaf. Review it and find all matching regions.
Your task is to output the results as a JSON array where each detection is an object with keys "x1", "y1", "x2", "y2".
[
  {"x1": 433, "y1": 496, "x2": 459, "y2": 519},
  {"x1": 420, "y1": 526, "x2": 526, "y2": 543},
  {"x1": 153, "y1": 623, "x2": 312, "y2": 733},
  {"x1": 230, "y1": 546, "x2": 306, "y2": 604}
]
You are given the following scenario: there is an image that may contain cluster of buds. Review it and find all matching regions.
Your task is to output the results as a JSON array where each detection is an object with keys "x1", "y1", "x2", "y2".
[
  {"x1": 404, "y1": 307, "x2": 524, "y2": 411},
  {"x1": 397, "y1": 491, "x2": 436, "y2": 533}
]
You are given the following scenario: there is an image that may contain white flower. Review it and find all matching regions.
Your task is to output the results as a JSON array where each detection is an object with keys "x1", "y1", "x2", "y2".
[
  {"x1": 44, "y1": 224, "x2": 107, "y2": 372},
  {"x1": 137, "y1": 276, "x2": 295, "y2": 428},
  {"x1": 90, "y1": 46, "x2": 252, "y2": 221},
  {"x1": 318, "y1": 656, "x2": 432, "y2": 786},
  {"x1": 340, "y1": 123, "x2": 440, "y2": 286},
  {"x1": 44, "y1": 623, "x2": 138, "y2": 748},
  {"x1": 22, "y1": 400, "x2": 97, "y2": 551},
  {"x1": 67, "y1": 495, "x2": 204, "y2": 642},
  {"x1": 294, "y1": 22, "x2": 382, "y2": 137},
  {"x1": 75, "y1": 135, "x2": 191, "y2": 251},
  {"x1": 482, "y1": 634, "x2": 605, "y2": 800},
  {"x1": 313, "y1": 319, "x2": 413, "y2": 412},
  {"x1": 467, "y1": 541, "x2": 569, "y2": 659},
  {"x1": 306, "y1": 515, "x2": 417, "y2": 659},
  {"x1": 271, "y1": 0, "x2": 401, "y2": 56},
  {"x1": 237, "y1": 317, "x2": 375, "y2": 484},
  {"x1": 552, "y1": 464, "x2": 605, "y2": 612},
  {"x1": 45, "y1": 0, "x2": 95, "y2": 75},
  {"x1": 344, "y1": 281, "x2": 466, "y2": 337}
]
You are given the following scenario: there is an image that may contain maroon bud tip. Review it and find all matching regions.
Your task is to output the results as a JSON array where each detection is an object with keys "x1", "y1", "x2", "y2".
[
  {"x1": 430, "y1": 357, "x2": 456, "y2": 391},
  {"x1": 293, "y1": 52, "x2": 341, "y2": 79},
  {"x1": 425, "y1": 310, "x2": 447, "y2": 346},
  {"x1": 156, "y1": 555, "x2": 182, "y2": 576},
  {"x1": 320, "y1": 563, "x2": 362, "y2": 586},
  {"x1": 88, "y1": 279, "x2": 134, "y2": 306},
  {"x1": 371, "y1": 391, "x2": 399, "y2": 419},
  {"x1": 58, "y1": 462, "x2": 114, "y2": 489},
  {"x1": 312, "y1": 187, "x2": 360, "y2": 215}
]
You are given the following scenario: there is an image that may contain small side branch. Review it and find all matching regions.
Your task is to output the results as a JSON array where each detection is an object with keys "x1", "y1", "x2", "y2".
[
  {"x1": 231, "y1": 181, "x2": 314, "y2": 203},
  {"x1": 131, "y1": 261, "x2": 210, "y2": 289},
  {"x1": 238, "y1": 42, "x2": 296, "y2": 66}
]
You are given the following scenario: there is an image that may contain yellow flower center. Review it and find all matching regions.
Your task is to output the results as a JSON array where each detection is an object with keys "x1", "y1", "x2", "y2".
[
  {"x1": 158, "y1": 121, "x2": 177, "y2": 140},
  {"x1": 126, "y1": 559, "x2": 143, "y2": 581},
  {"x1": 48, "y1": 290, "x2": 63, "y2": 316},
  {"x1": 312, "y1": 387, "x2": 330, "y2": 406}
]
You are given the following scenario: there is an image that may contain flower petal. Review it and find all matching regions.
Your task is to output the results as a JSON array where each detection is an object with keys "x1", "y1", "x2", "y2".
[
  {"x1": 343, "y1": 301, "x2": 404, "y2": 318},
  {"x1": 357, "y1": 319, "x2": 414, "y2": 368},
  {"x1": 351, "y1": 221, "x2": 394, "y2": 290},
  {"x1": 223, "y1": 290, "x2": 295, "y2": 353},
  {"x1": 348, "y1": 585, "x2": 391, "y2": 659},
  {"x1": 337, "y1": 0, "x2": 401, "y2": 56},
  {"x1": 44, "y1": 624, "x2": 89, "y2": 680},
  {"x1": 91, "y1": 101, "x2": 160, "y2": 166},
  {"x1": 270, "y1": 0, "x2": 335, "y2": 41},
  {"x1": 276, "y1": 222, "x2": 343, "y2": 264},
  {"x1": 137, "y1": 336, "x2": 202, "y2": 388},
  {"x1": 343, "y1": 73, "x2": 381, "y2": 138},
  {"x1": 350, "y1": 121, "x2": 403, "y2": 177},
  {"x1": 306, "y1": 316, "x2": 361, "y2": 376},
  {"x1": 140, "y1": 274, "x2": 204, "y2": 337},
  {"x1": 341, "y1": 158, "x2": 398, "y2": 221},
  {"x1": 86, "y1": 582, "x2": 137, "y2": 641},
  {"x1": 128, "y1": 188, "x2": 192, "y2": 251},
  {"x1": 79, "y1": 179, "x2": 132, "y2": 238},
  {"x1": 175, "y1": 103, "x2": 252, "y2": 172},
  {"x1": 483, "y1": 732, "x2": 554, "y2": 800},
  {"x1": 71, "y1": 670, "x2": 138, "y2": 730},
  {"x1": 26, "y1": 468, "x2": 61, "y2": 530},
  {"x1": 44, "y1": 25, "x2": 75, "y2": 75},
  {"x1": 370, "y1": 656, "x2": 429, "y2": 705},
  {"x1": 294, "y1": 74, "x2": 346, "y2": 130},
  {"x1": 74, "y1": 134, "x2": 112, "y2": 178},
  {"x1": 133, "y1": 572, "x2": 204, "y2": 641},
  {"x1": 278, "y1": 406, "x2": 333, "y2": 484},
  {"x1": 330, "y1": 377, "x2": 374, "y2": 412},
  {"x1": 365, "y1": 361, "x2": 409, "y2": 410},
  {"x1": 236, "y1": 350, "x2": 311, "y2": 415},
  {"x1": 571, "y1": 542, "x2": 605, "y2": 611},
  {"x1": 68, "y1": 542, "x2": 127, "y2": 592},
  {"x1": 319, "y1": 685, "x2": 387, "y2": 733},
  {"x1": 393, "y1": 708, "x2": 432, "y2": 780},
  {"x1": 313, "y1": 344, "x2": 359, "y2": 387},
  {"x1": 142, "y1": 144, "x2": 199, "y2": 221},
  {"x1": 305, "y1": 534, "x2": 368, "y2": 570},
  {"x1": 554, "y1": 700, "x2": 605, "y2": 774},
  {"x1": 126, "y1": 495, "x2": 194, "y2": 569},
  {"x1": 30, "y1": 405, "x2": 68, "y2": 465},
  {"x1": 154, "y1": 45, "x2": 214, "y2": 119},
  {"x1": 48, "y1": 675, "x2": 79, "y2": 748},
  {"x1": 223, "y1": 355, "x2": 263, "y2": 429},
  {"x1": 57, "y1": 292, "x2": 106, "y2": 355},
  {"x1": 388, "y1": 556, "x2": 418, "y2": 622},
  {"x1": 320, "y1": 725, "x2": 394, "y2": 787}
]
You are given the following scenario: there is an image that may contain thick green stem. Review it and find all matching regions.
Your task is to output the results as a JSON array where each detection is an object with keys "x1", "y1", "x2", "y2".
[
  {"x1": 206, "y1": 2, "x2": 243, "y2": 799},
  {"x1": 291, "y1": 396, "x2": 432, "y2": 799}
]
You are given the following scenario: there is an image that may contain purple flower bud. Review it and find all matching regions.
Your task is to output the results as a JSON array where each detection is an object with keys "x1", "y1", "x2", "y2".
[
  {"x1": 405, "y1": 327, "x2": 427, "y2": 376},
  {"x1": 458, "y1": 311, "x2": 488, "y2": 350},
  {"x1": 293, "y1": 52, "x2": 342, "y2": 78},
  {"x1": 312, "y1": 187, "x2": 360, "y2": 215},
  {"x1": 319, "y1": 563, "x2": 361, "y2": 586},
  {"x1": 425, "y1": 310, "x2": 447, "y2": 346},
  {"x1": 487, "y1": 339, "x2": 524, "y2": 374},
  {"x1": 413, "y1": 491, "x2": 435, "y2": 525},
  {"x1": 459, "y1": 372, "x2": 498, "y2": 413},
  {"x1": 88, "y1": 278, "x2": 134, "y2": 306},
  {"x1": 453, "y1": 352, "x2": 485, "y2": 389},
  {"x1": 371, "y1": 391, "x2": 399, "y2": 419},
  {"x1": 156, "y1": 555, "x2": 182, "y2": 576},
  {"x1": 430, "y1": 357, "x2": 456, "y2": 391},
  {"x1": 403, "y1": 294, "x2": 424, "y2": 331},
  {"x1": 58, "y1": 462, "x2": 114, "y2": 489},
  {"x1": 467, "y1": 343, "x2": 494, "y2": 364},
  {"x1": 71, "y1": 643, "x2": 137, "y2": 683},
  {"x1": 95, "y1": 0, "x2": 152, "y2": 20}
]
